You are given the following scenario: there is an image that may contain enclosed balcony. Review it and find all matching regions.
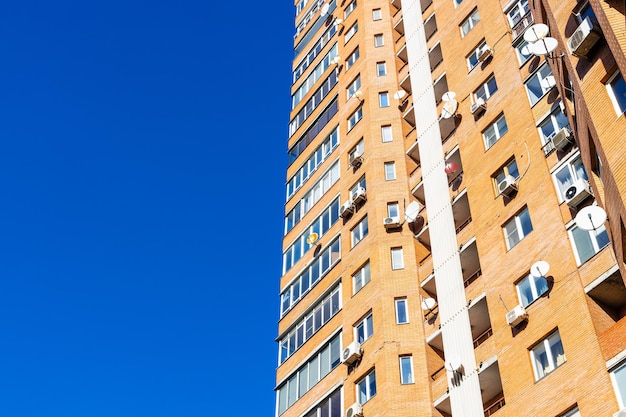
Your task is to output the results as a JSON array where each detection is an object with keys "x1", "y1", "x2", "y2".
[{"x1": 511, "y1": 10, "x2": 534, "y2": 39}]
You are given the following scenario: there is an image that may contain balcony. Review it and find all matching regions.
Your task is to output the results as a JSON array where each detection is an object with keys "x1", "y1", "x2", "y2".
[
  {"x1": 511, "y1": 10, "x2": 534, "y2": 39},
  {"x1": 460, "y1": 237, "x2": 482, "y2": 288},
  {"x1": 397, "y1": 42, "x2": 408, "y2": 65},
  {"x1": 452, "y1": 190, "x2": 471, "y2": 233},
  {"x1": 424, "y1": 13, "x2": 437, "y2": 41},
  {"x1": 421, "y1": 0, "x2": 432, "y2": 13},
  {"x1": 429, "y1": 42, "x2": 443, "y2": 72},
  {"x1": 393, "y1": 14, "x2": 404, "y2": 37}
]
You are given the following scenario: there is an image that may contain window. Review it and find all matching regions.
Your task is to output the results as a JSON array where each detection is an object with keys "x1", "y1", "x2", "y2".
[
  {"x1": 493, "y1": 158, "x2": 520, "y2": 194},
  {"x1": 503, "y1": 206, "x2": 533, "y2": 250},
  {"x1": 302, "y1": 389, "x2": 342, "y2": 417},
  {"x1": 467, "y1": 40, "x2": 487, "y2": 71},
  {"x1": 372, "y1": 8, "x2": 382, "y2": 20},
  {"x1": 568, "y1": 223, "x2": 610, "y2": 265},
  {"x1": 353, "y1": 261, "x2": 371, "y2": 294},
  {"x1": 387, "y1": 202, "x2": 400, "y2": 218},
  {"x1": 516, "y1": 273, "x2": 548, "y2": 307},
  {"x1": 374, "y1": 33, "x2": 384, "y2": 47},
  {"x1": 395, "y1": 298, "x2": 409, "y2": 323},
  {"x1": 460, "y1": 9, "x2": 480, "y2": 38},
  {"x1": 611, "y1": 360, "x2": 626, "y2": 410},
  {"x1": 552, "y1": 155, "x2": 588, "y2": 201},
  {"x1": 345, "y1": 22, "x2": 359, "y2": 43},
  {"x1": 376, "y1": 61, "x2": 387, "y2": 76},
  {"x1": 606, "y1": 70, "x2": 626, "y2": 115},
  {"x1": 348, "y1": 106, "x2": 363, "y2": 131},
  {"x1": 559, "y1": 407, "x2": 580, "y2": 417},
  {"x1": 483, "y1": 114, "x2": 508, "y2": 149},
  {"x1": 347, "y1": 75, "x2": 362, "y2": 100},
  {"x1": 506, "y1": 0, "x2": 530, "y2": 28},
  {"x1": 348, "y1": 139, "x2": 364, "y2": 166},
  {"x1": 454, "y1": 0, "x2": 463, "y2": 6},
  {"x1": 399, "y1": 356, "x2": 414, "y2": 384},
  {"x1": 538, "y1": 104, "x2": 570, "y2": 152},
  {"x1": 530, "y1": 330, "x2": 565, "y2": 380},
  {"x1": 346, "y1": 47, "x2": 360, "y2": 70},
  {"x1": 379, "y1": 92, "x2": 389, "y2": 108},
  {"x1": 525, "y1": 62, "x2": 554, "y2": 106},
  {"x1": 391, "y1": 247, "x2": 404, "y2": 270},
  {"x1": 354, "y1": 312, "x2": 373, "y2": 343},
  {"x1": 514, "y1": 38, "x2": 533, "y2": 65},
  {"x1": 574, "y1": 1, "x2": 595, "y2": 23},
  {"x1": 384, "y1": 162, "x2": 396, "y2": 180},
  {"x1": 351, "y1": 216, "x2": 369, "y2": 247},
  {"x1": 474, "y1": 74, "x2": 498, "y2": 103},
  {"x1": 381, "y1": 125, "x2": 393, "y2": 142},
  {"x1": 356, "y1": 369, "x2": 377, "y2": 404},
  {"x1": 344, "y1": 0, "x2": 356, "y2": 18}
]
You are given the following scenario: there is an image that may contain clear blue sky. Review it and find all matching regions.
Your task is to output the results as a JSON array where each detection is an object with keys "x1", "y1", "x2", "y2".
[{"x1": 0, "y1": 1, "x2": 293, "y2": 415}]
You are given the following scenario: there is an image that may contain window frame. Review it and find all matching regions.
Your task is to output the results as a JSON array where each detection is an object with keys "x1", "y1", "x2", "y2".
[
  {"x1": 568, "y1": 222, "x2": 610, "y2": 266},
  {"x1": 376, "y1": 61, "x2": 387, "y2": 76},
  {"x1": 551, "y1": 153, "x2": 589, "y2": 202},
  {"x1": 354, "y1": 311, "x2": 374, "y2": 344},
  {"x1": 356, "y1": 369, "x2": 377, "y2": 404},
  {"x1": 347, "y1": 75, "x2": 362, "y2": 100},
  {"x1": 372, "y1": 8, "x2": 382, "y2": 21},
  {"x1": 344, "y1": 0, "x2": 357, "y2": 18},
  {"x1": 525, "y1": 61, "x2": 555, "y2": 106},
  {"x1": 516, "y1": 273, "x2": 549, "y2": 307},
  {"x1": 460, "y1": 8, "x2": 480, "y2": 38},
  {"x1": 352, "y1": 261, "x2": 371, "y2": 294},
  {"x1": 395, "y1": 298, "x2": 409, "y2": 324},
  {"x1": 374, "y1": 33, "x2": 384, "y2": 47},
  {"x1": 493, "y1": 158, "x2": 520, "y2": 194},
  {"x1": 384, "y1": 162, "x2": 396, "y2": 181},
  {"x1": 530, "y1": 330, "x2": 566, "y2": 380},
  {"x1": 610, "y1": 359, "x2": 626, "y2": 410},
  {"x1": 503, "y1": 206, "x2": 533, "y2": 250},
  {"x1": 391, "y1": 247, "x2": 404, "y2": 270},
  {"x1": 467, "y1": 40, "x2": 487, "y2": 71},
  {"x1": 606, "y1": 70, "x2": 626, "y2": 116},
  {"x1": 346, "y1": 47, "x2": 360, "y2": 71},
  {"x1": 473, "y1": 74, "x2": 498, "y2": 103},
  {"x1": 351, "y1": 216, "x2": 369, "y2": 248},
  {"x1": 345, "y1": 21, "x2": 359, "y2": 43},
  {"x1": 399, "y1": 356, "x2": 415, "y2": 384},
  {"x1": 482, "y1": 113, "x2": 509, "y2": 149},
  {"x1": 348, "y1": 106, "x2": 363, "y2": 131},
  {"x1": 381, "y1": 125, "x2": 393, "y2": 142},
  {"x1": 378, "y1": 92, "x2": 390, "y2": 108}
]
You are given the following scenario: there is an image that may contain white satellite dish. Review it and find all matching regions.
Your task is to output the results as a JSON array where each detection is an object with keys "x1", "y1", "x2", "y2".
[
  {"x1": 421, "y1": 297, "x2": 437, "y2": 311},
  {"x1": 530, "y1": 260, "x2": 550, "y2": 278},
  {"x1": 575, "y1": 205, "x2": 607, "y2": 231},
  {"x1": 441, "y1": 99, "x2": 458, "y2": 119},
  {"x1": 530, "y1": 37, "x2": 558, "y2": 56},
  {"x1": 445, "y1": 354, "x2": 463, "y2": 373},
  {"x1": 523, "y1": 23, "x2": 549, "y2": 43},
  {"x1": 320, "y1": 2, "x2": 330, "y2": 16},
  {"x1": 334, "y1": 18, "x2": 343, "y2": 26},
  {"x1": 540, "y1": 75, "x2": 556, "y2": 90},
  {"x1": 441, "y1": 91, "x2": 456, "y2": 102},
  {"x1": 404, "y1": 201, "x2": 422, "y2": 223},
  {"x1": 330, "y1": 55, "x2": 341, "y2": 65},
  {"x1": 393, "y1": 90, "x2": 407, "y2": 100},
  {"x1": 520, "y1": 44, "x2": 533, "y2": 56}
]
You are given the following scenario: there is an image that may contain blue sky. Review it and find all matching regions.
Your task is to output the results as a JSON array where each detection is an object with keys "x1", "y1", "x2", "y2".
[{"x1": 0, "y1": 1, "x2": 293, "y2": 415}]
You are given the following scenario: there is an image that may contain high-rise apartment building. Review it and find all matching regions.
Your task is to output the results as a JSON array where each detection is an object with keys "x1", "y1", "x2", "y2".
[{"x1": 274, "y1": 0, "x2": 626, "y2": 416}]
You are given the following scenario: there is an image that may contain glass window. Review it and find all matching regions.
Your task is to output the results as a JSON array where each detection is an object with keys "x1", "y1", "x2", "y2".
[
  {"x1": 391, "y1": 247, "x2": 404, "y2": 270},
  {"x1": 530, "y1": 330, "x2": 565, "y2": 380},
  {"x1": 353, "y1": 261, "x2": 371, "y2": 294},
  {"x1": 384, "y1": 162, "x2": 396, "y2": 180},
  {"x1": 372, "y1": 8, "x2": 382, "y2": 20},
  {"x1": 395, "y1": 298, "x2": 409, "y2": 324},
  {"x1": 351, "y1": 216, "x2": 369, "y2": 247},
  {"x1": 474, "y1": 75, "x2": 498, "y2": 103},
  {"x1": 374, "y1": 34, "x2": 384, "y2": 47},
  {"x1": 516, "y1": 273, "x2": 549, "y2": 307},
  {"x1": 559, "y1": 407, "x2": 580, "y2": 417},
  {"x1": 506, "y1": 0, "x2": 530, "y2": 28},
  {"x1": 606, "y1": 71, "x2": 626, "y2": 115},
  {"x1": 381, "y1": 125, "x2": 393, "y2": 142},
  {"x1": 346, "y1": 47, "x2": 360, "y2": 70},
  {"x1": 503, "y1": 206, "x2": 533, "y2": 250},
  {"x1": 399, "y1": 356, "x2": 414, "y2": 384},
  {"x1": 525, "y1": 62, "x2": 554, "y2": 106},
  {"x1": 514, "y1": 38, "x2": 533, "y2": 65},
  {"x1": 568, "y1": 223, "x2": 610, "y2": 265},
  {"x1": 347, "y1": 75, "x2": 362, "y2": 100},
  {"x1": 460, "y1": 9, "x2": 480, "y2": 38},
  {"x1": 344, "y1": 0, "x2": 357, "y2": 18},
  {"x1": 345, "y1": 22, "x2": 359, "y2": 43},
  {"x1": 552, "y1": 155, "x2": 588, "y2": 201},
  {"x1": 379, "y1": 92, "x2": 389, "y2": 108},
  {"x1": 483, "y1": 114, "x2": 508, "y2": 149},
  {"x1": 493, "y1": 158, "x2": 520, "y2": 194},
  {"x1": 538, "y1": 104, "x2": 570, "y2": 152},
  {"x1": 387, "y1": 202, "x2": 400, "y2": 218},
  {"x1": 376, "y1": 61, "x2": 387, "y2": 76},
  {"x1": 467, "y1": 40, "x2": 487, "y2": 71},
  {"x1": 454, "y1": 0, "x2": 463, "y2": 6},
  {"x1": 348, "y1": 106, "x2": 363, "y2": 131},
  {"x1": 356, "y1": 369, "x2": 377, "y2": 404},
  {"x1": 611, "y1": 361, "x2": 626, "y2": 409},
  {"x1": 354, "y1": 312, "x2": 374, "y2": 343}
]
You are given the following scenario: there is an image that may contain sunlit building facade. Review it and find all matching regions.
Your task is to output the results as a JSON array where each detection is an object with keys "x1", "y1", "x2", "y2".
[{"x1": 275, "y1": 0, "x2": 626, "y2": 416}]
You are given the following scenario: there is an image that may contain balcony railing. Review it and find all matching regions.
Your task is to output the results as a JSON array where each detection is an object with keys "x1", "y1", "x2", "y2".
[
  {"x1": 484, "y1": 396, "x2": 505, "y2": 416},
  {"x1": 464, "y1": 268, "x2": 482, "y2": 288},
  {"x1": 511, "y1": 11, "x2": 533, "y2": 39},
  {"x1": 473, "y1": 328, "x2": 493, "y2": 349}
]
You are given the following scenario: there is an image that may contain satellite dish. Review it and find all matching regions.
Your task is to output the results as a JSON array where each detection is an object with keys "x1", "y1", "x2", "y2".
[
  {"x1": 445, "y1": 354, "x2": 463, "y2": 372},
  {"x1": 421, "y1": 297, "x2": 437, "y2": 311},
  {"x1": 404, "y1": 201, "x2": 422, "y2": 223},
  {"x1": 393, "y1": 90, "x2": 407, "y2": 100},
  {"x1": 441, "y1": 99, "x2": 458, "y2": 119},
  {"x1": 540, "y1": 75, "x2": 556, "y2": 89},
  {"x1": 520, "y1": 44, "x2": 533, "y2": 56},
  {"x1": 441, "y1": 91, "x2": 456, "y2": 102},
  {"x1": 530, "y1": 260, "x2": 550, "y2": 278},
  {"x1": 334, "y1": 18, "x2": 343, "y2": 26},
  {"x1": 575, "y1": 205, "x2": 607, "y2": 231},
  {"x1": 523, "y1": 23, "x2": 549, "y2": 42},
  {"x1": 320, "y1": 3, "x2": 330, "y2": 16},
  {"x1": 530, "y1": 37, "x2": 558, "y2": 56},
  {"x1": 330, "y1": 55, "x2": 341, "y2": 65},
  {"x1": 306, "y1": 233, "x2": 319, "y2": 245},
  {"x1": 354, "y1": 90, "x2": 363, "y2": 99}
]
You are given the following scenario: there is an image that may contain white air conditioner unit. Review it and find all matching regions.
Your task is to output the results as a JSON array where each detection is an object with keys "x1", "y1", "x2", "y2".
[
  {"x1": 565, "y1": 178, "x2": 593, "y2": 209},
  {"x1": 340, "y1": 201, "x2": 355, "y2": 218},
  {"x1": 383, "y1": 216, "x2": 401, "y2": 229},
  {"x1": 498, "y1": 175, "x2": 518, "y2": 197},
  {"x1": 342, "y1": 341, "x2": 362, "y2": 365},
  {"x1": 470, "y1": 98, "x2": 486, "y2": 114},
  {"x1": 346, "y1": 403, "x2": 363, "y2": 417},
  {"x1": 567, "y1": 16, "x2": 602, "y2": 58},
  {"x1": 552, "y1": 127, "x2": 573, "y2": 151},
  {"x1": 478, "y1": 45, "x2": 493, "y2": 62},
  {"x1": 349, "y1": 149, "x2": 364, "y2": 168},
  {"x1": 613, "y1": 408, "x2": 626, "y2": 417},
  {"x1": 351, "y1": 186, "x2": 367, "y2": 204},
  {"x1": 506, "y1": 305, "x2": 528, "y2": 327}
]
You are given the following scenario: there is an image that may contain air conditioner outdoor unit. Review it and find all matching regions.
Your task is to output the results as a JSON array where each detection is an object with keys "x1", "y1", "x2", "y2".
[
  {"x1": 340, "y1": 201, "x2": 355, "y2": 218},
  {"x1": 351, "y1": 186, "x2": 367, "y2": 204},
  {"x1": 383, "y1": 216, "x2": 401, "y2": 229},
  {"x1": 551, "y1": 127, "x2": 573, "y2": 151},
  {"x1": 567, "y1": 16, "x2": 601, "y2": 58},
  {"x1": 478, "y1": 45, "x2": 493, "y2": 62},
  {"x1": 498, "y1": 175, "x2": 518, "y2": 197},
  {"x1": 349, "y1": 149, "x2": 364, "y2": 168},
  {"x1": 506, "y1": 304, "x2": 528, "y2": 327},
  {"x1": 565, "y1": 178, "x2": 593, "y2": 209},
  {"x1": 470, "y1": 98, "x2": 486, "y2": 114},
  {"x1": 342, "y1": 341, "x2": 362, "y2": 365},
  {"x1": 346, "y1": 403, "x2": 363, "y2": 417},
  {"x1": 613, "y1": 408, "x2": 626, "y2": 417}
]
